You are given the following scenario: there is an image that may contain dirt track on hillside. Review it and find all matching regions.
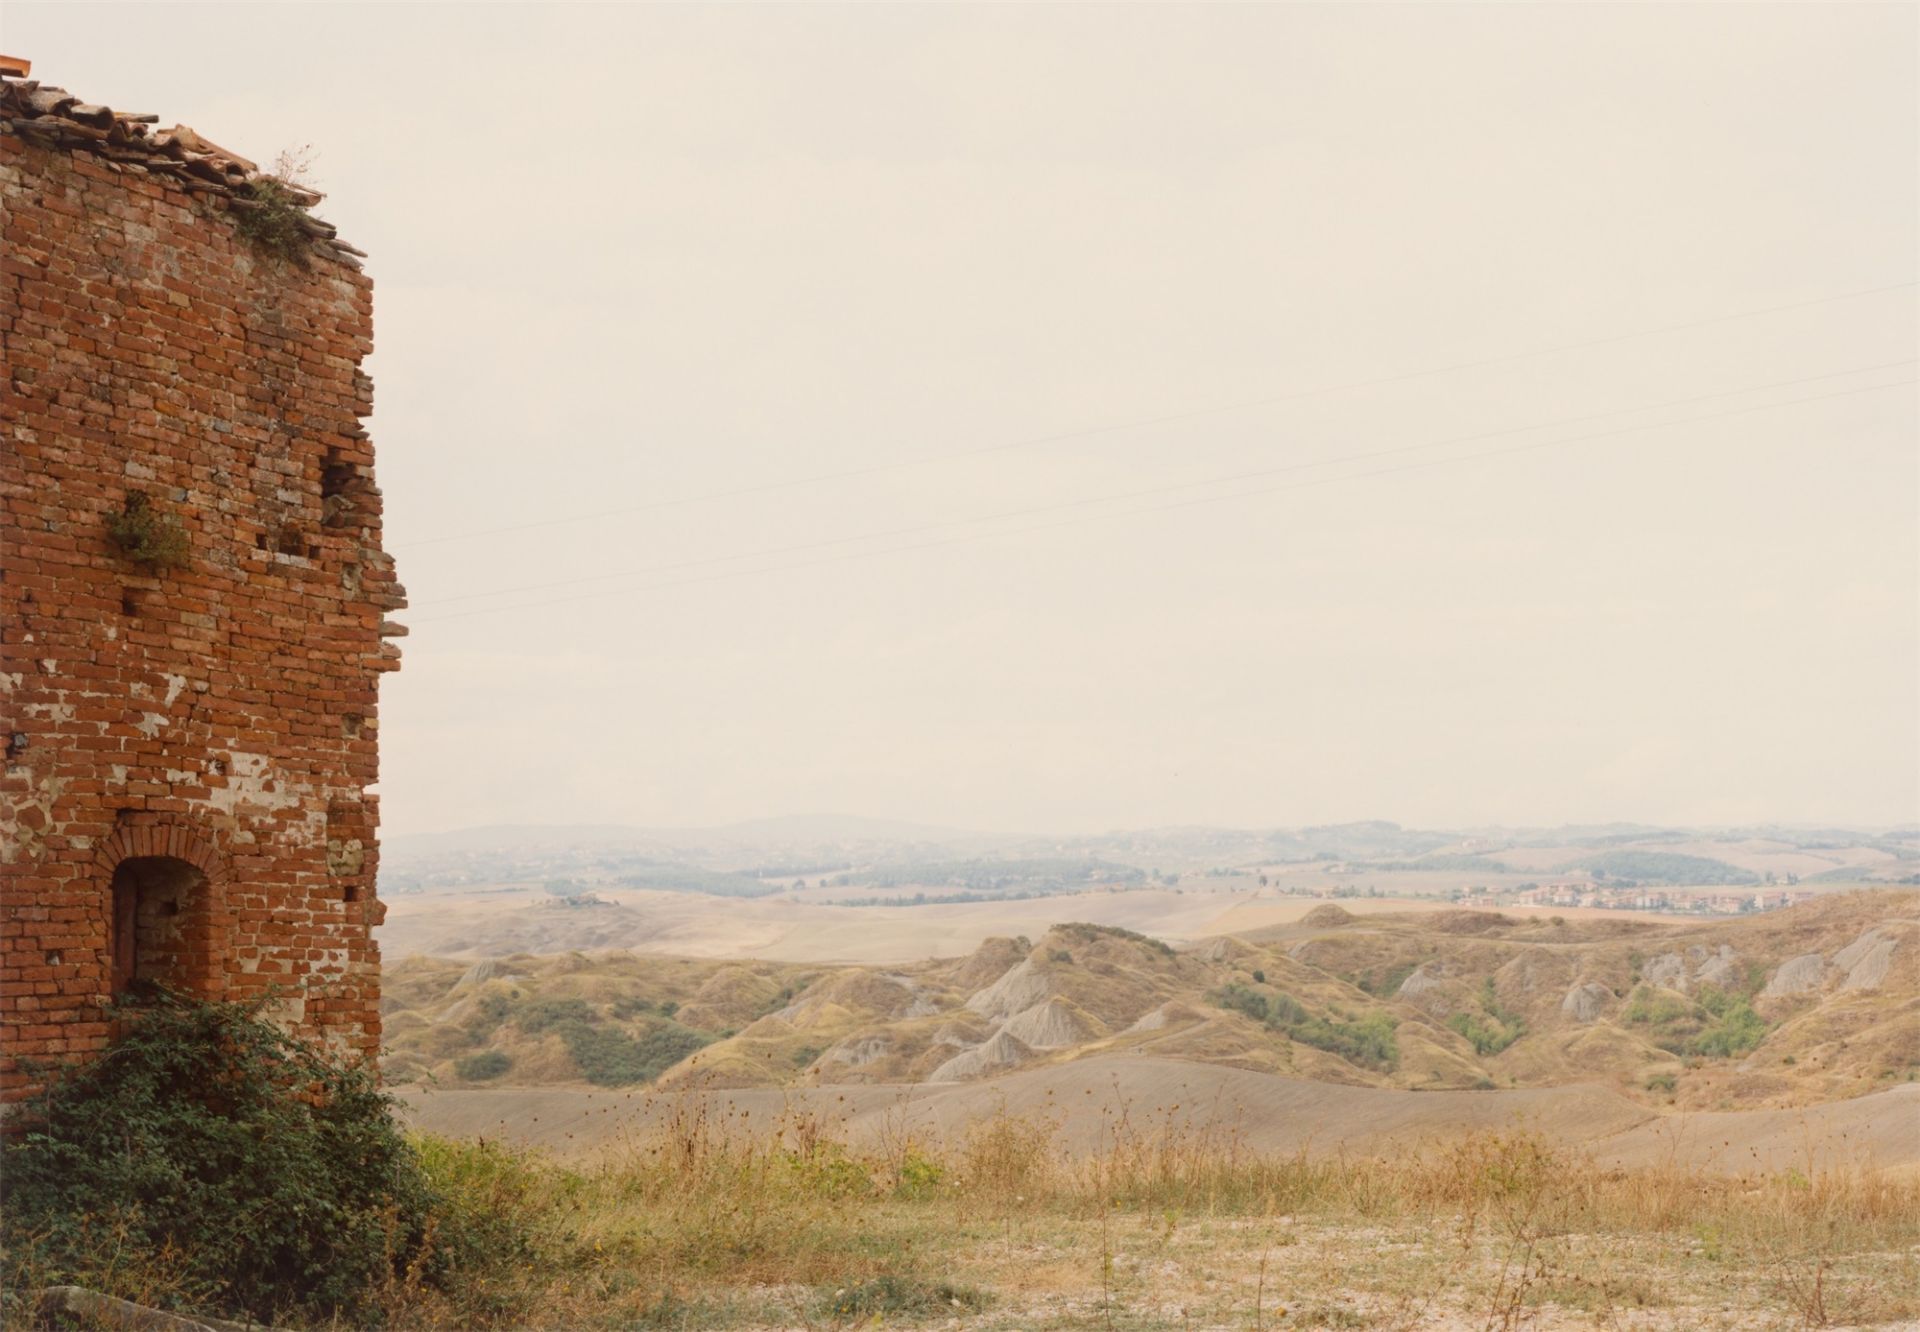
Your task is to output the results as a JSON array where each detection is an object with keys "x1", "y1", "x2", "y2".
[{"x1": 399, "y1": 1054, "x2": 1920, "y2": 1174}]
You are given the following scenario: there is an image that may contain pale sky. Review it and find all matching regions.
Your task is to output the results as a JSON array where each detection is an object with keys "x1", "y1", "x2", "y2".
[{"x1": 12, "y1": 4, "x2": 1917, "y2": 835}]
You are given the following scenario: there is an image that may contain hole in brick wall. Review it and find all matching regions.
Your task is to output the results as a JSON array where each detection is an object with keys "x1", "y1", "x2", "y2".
[
  {"x1": 321, "y1": 452, "x2": 356, "y2": 500},
  {"x1": 306, "y1": 542, "x2": 322, "y2": 560},
  {"x1": 275, "y1": 526, "x2": 305, "y2": 557},
  {"x1": 5, "y1": 733, "x2": 24, "y2": 761},
  {"x1": 342, "y1": 884, "x2": 360, "y2": 904},
  {"x1": 255, "y1": 533, "x2": 268, "y2": 551},
  {"x1": 342, "y1": 714, "x2": 364, "y2": 738},
  {"x1": 46, "y1": 950, "x2": 61, "y2": 966},
  {"x1": 208, "y1": 757, "x2": 228, "y2": 777},
  {"x1": 121, "y1": 588, "x2": 142, "y2": 617}
]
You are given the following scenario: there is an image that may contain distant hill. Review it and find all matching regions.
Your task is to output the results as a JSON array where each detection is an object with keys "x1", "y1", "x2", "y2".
[{"x1": 382, "y1": 889, "x2": 1917, "y2": 1114}]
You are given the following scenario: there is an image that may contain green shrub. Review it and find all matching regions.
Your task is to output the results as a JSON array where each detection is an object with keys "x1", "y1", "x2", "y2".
[
  {"x1": 0, "y1": 994, "x2": 457, "y2": 1324},
  {"x1": 557, "y1": 1019, "x2": 712, "y2": 1086},
  {"x1": 455, "y1": 1050, "x2": 513, "y2": 1081},
  {"x1": 1623, "y1": 983, "x2": 1768, "y2": 1059},
  {"x1": 895, "y1": 1152, "x2": 947, "y2": 1200},
  {"x1": 1687, "y1": 992, "x2": 1768, "y2": 1059},
  {"x1": 513, "y1": 996, "x2": 595, "y2": 1033},
  {"x1": 1208, "y1": 982, "x2": 1398, "y2": 1071},
  {"x1": 1446, "y1": 977, "x2": 1527, "y2": 1056}
]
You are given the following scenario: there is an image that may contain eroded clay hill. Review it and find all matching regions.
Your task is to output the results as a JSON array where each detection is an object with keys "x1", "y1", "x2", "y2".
[{"x1": 382, "y1": 891, "x2": 1916, "y2": 1110}]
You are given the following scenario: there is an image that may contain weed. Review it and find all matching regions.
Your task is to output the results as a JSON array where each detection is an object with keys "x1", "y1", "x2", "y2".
[
  {"x1": 809, "y1": 1274, "x2": 986, "y2": 1321},
  {"x1": 104, "y1": 490, "x2": 189, "y2": 571}
]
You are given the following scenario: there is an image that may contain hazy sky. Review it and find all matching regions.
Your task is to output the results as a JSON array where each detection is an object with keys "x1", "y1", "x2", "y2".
[{"x1": 13, "y1": 4, "x2": 1916, "y2": 835}]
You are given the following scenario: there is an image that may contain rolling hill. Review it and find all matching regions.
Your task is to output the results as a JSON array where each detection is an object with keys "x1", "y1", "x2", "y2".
[{"x1": 382, "y1": 889, "x2": 1916, "y2": 1114}]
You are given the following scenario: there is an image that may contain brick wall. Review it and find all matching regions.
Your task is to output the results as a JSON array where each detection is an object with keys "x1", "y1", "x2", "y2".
[{"x1": 0, "y1": 118, "x2": 403, "y2": 1096}]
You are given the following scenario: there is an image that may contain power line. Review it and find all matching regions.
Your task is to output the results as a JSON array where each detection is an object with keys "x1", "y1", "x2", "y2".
[
  {"x1": 409, "y1": 373, "x2": 1914, "y2": 626},
  {"x1": 415, "y1": 358, "x2": 1913, "y2": 608},
  {"x1": 396, "y1": 280, "x2": 1917, "y2": 551}
]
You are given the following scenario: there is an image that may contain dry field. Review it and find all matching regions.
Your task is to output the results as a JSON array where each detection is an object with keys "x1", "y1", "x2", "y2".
[
  {"x1": 377, "y1": 1099, "x2": 1920, "y2": 1331},
  {"x1": 400, "y1": 1055, "x2": 1920, "y2": 1175}
]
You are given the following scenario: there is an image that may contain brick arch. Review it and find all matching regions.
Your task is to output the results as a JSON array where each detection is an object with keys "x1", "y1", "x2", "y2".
[
  {"x1": 93, "y1": 819, "x2": 231, "y2": 1000},
  {"x1": 92, "y1": 820, "x2": 229, "y2": 886}
]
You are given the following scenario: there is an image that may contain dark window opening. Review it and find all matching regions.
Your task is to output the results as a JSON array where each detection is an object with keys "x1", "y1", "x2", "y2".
[
  {"x1": 321, "y1": 453, "x2": 357, "y2": 500},
  {"x1": 108, "y1": 856, "x2": 209, "y2": 996}
]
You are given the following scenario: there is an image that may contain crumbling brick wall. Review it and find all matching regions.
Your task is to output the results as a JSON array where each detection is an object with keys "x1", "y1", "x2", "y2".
[{"x1": 0, "y1": 72, "x2": 403, "y2": 1096}]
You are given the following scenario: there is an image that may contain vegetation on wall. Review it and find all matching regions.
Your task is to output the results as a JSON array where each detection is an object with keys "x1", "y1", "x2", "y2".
[
  {"x1": 231, "y1": 177, "x2": 313, "y2": 264},
  {"x1": 104, "y1": 490, "x2": 189, "y2": 571}
]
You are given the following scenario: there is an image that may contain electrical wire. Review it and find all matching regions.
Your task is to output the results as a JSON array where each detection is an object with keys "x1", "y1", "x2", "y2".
[
  {"x1": 408, "y1": 372, "x2": 1915, "y2": 626},
  {"x1": 395, "y1": 280, "x2": 1916, "y2": 551}
]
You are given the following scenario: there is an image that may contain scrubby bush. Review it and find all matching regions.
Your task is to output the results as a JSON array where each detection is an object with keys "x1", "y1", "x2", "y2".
[
  {"x1": 455, "y1": 1049, "x2": 513, "y2": 1081},
  {"x1": 559, "y1": 1019, "x2": 712, "y2": 1086},
  {"x1": 1208, "y1": 981, "x2": 1399, "y2": 1071},
  {"x1": 1689, "y1": 988, "x2": 1768, "y2": 1058},
  {"x1": 1624, "y1": 982, "x2": 1769, "y2": 1058},
  {"x1": 0, "y1": 993, "x2": 518, "y2": 1325},
  {"x1": 1053, "y1": 921, "x2": 1175, "y2": 956},
  {"x1": 513, "y1": 996, "x2": 595, "y2": 1033},
  {"x1": 1447, "y1": 977, "x2": 1527, "y2": 1056}
]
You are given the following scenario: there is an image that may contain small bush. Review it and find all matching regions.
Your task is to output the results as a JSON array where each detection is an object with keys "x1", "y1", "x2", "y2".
[
  {"x1": 455, "y1": 1050, "x2": 512, "y2": 1081},
  {"x1": 1, "y1": 994, "x2": 450, "y2": 1324},
  {"x1": 104, "y1": 490, "x2": 189, "y2": 571},
  {"x1": 895, "y1": 1151, "x2": 947, "y2": 1200},
  {"x1": 232, "y1": 177, "x2": 312, "y2": 262},
  {"x1": 810, "y1": 1274, "x2": 986, "y2": 1321}
]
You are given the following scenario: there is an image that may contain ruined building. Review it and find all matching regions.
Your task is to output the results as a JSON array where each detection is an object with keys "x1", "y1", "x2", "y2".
[{"x1": 0, "y1": 63, "x2": 404, "y2": 1095}]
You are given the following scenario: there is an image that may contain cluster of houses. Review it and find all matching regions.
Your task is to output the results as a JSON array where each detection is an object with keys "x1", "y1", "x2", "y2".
[{"x1": 1457, "y1": 883, "x2": 1813, "y2": 915}]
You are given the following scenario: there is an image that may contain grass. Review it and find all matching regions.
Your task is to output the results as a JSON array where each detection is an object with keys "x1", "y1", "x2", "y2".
[{"x1": 37, "y1": 1097, "x2": 1884, "y2": 1330}]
